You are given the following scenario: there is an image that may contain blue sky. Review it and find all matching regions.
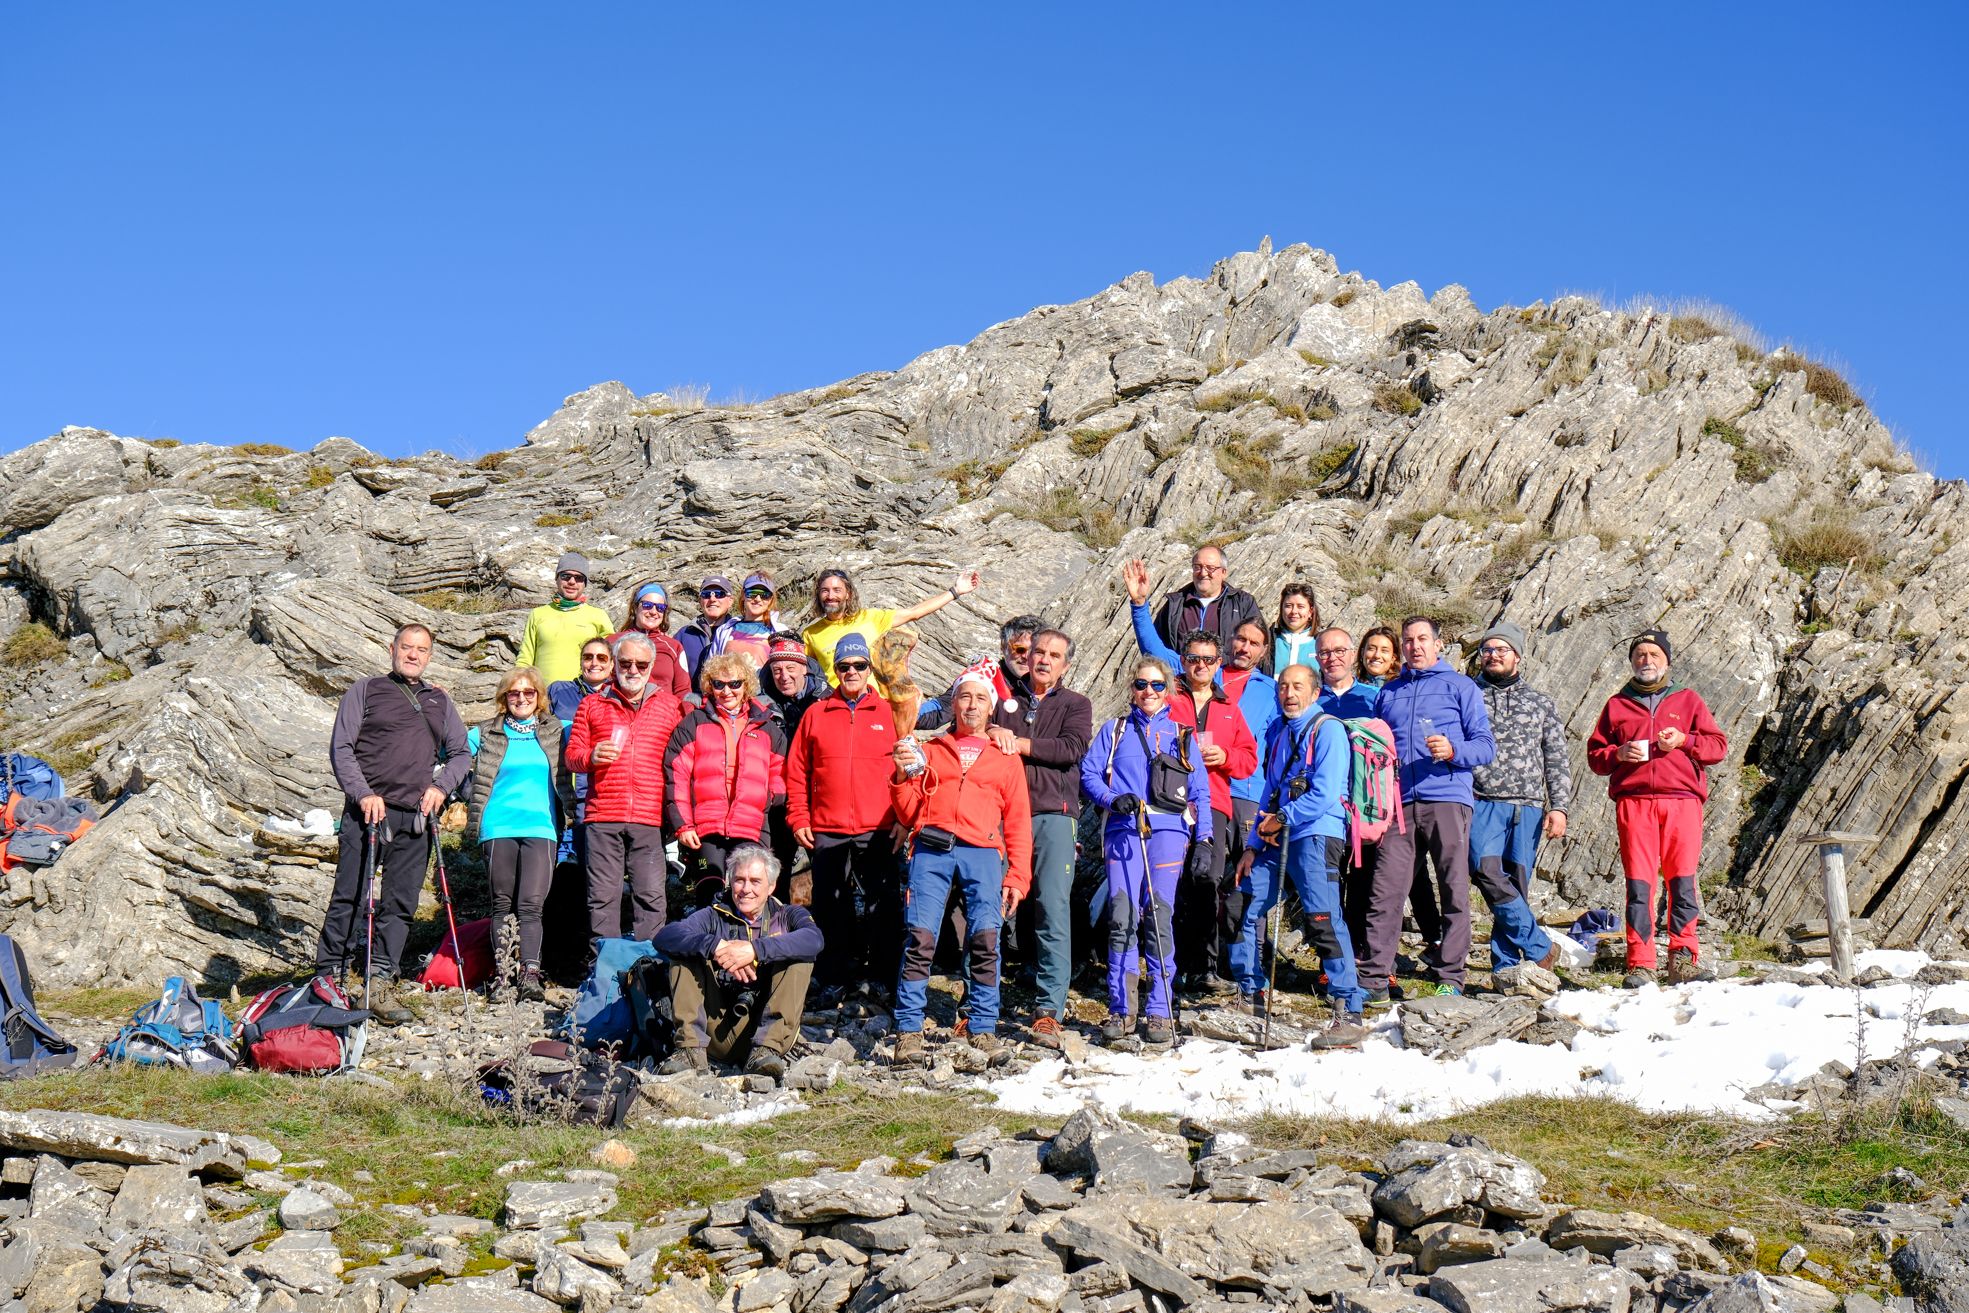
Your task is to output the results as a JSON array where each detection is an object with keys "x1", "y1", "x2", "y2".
[{"x1": 4, "y1": 6, "x2": 1963, "y2": 473}]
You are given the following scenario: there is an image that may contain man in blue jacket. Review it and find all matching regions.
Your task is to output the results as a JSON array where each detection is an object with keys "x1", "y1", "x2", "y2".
[
  {"x1": 1358, "y1": 616, "x2": 1496, "y2": 1000},
  {"x1": 1230, "y1": 665, "x2": 1370, "y2": 1047}
]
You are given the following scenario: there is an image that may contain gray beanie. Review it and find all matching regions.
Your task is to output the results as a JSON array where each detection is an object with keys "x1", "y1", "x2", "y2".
[
  {"x1": 1476, "y1": 621, "x2": 1528, "y2": 658},
  {"x1": 554, "y1": 551, "x2": 591, "y2": 578}
]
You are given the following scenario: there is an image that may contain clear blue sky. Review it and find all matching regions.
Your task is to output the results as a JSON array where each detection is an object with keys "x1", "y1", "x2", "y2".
[{"x1": 4, "y1": 6, "x2": 1963, "y2": 473}]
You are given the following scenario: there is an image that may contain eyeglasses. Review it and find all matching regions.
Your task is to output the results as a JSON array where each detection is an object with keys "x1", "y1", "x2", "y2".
[
  {"x1": 709, "y1": 678, "x2": 746, "y2": 691},
  {"x1": 1132, "y1": 679, "x2": 1168, "y2": 692},
  {"x1": 556, "y1": 571, "x2": 586, "y2": 584},
  {"x1": 1192, "y1": 563, "x2": 1225, "y2": 575},
  {"x1": 1183, "y1": 653, "x2": 1220, "y2": 666},
  {"x1": 505, "y1": 689, "x2": 539, "y2": 700},
  {"x1": 1315, "y1": 647, "x2": 1353, "y2": 660},
  {"x1": 1479, "y1": 644, "x2": 1514, "y2": 656},
  {"x1": 1006, "y1": 643, "x2": 1032, "y2": 657},
  {"x1": 638, "y1": 600, "x2": 667, "y2": 612},
  {"x1": 699, "y1": 586, "x2": 729, "y2": 599},
  {"x1": 617, "y1": 660, "x2": 652, "y2": 672},
  {"x1": 836, "y1": 660, "x2": 870, "y2": 673}
]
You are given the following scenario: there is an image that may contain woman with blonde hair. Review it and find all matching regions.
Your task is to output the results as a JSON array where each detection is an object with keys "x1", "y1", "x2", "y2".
[
  {"x1": 664, "y1": 652, "x2": 788, "y2": 904},
  {"x1": 466, "y1": 665, "x2": 573, "y2": 1000}
]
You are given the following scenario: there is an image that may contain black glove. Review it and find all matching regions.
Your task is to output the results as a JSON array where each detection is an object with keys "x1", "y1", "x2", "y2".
[
  {"x1": 1110, "y1": 794, "x2": 1143, "y2": 817},
  {"x1": 1184, "y1": 844, "x2": 1214, "y2": 880},
  {"x1": 1286, "y1": 775, "x2": 1310, "y2": 800}
]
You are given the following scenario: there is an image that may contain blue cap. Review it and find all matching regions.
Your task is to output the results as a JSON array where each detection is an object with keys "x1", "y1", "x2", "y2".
[
  {"x1": 833, "y1": 633, "x2": 871, "y2": 664},
  {"x1": 635, "y1": 582, "x2": 668, "y2": 604}
]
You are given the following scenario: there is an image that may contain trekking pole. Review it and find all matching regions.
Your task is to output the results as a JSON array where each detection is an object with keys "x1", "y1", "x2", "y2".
[
  {"x1": 1262, "y1": 815, "x2": 1292, "y2": 1051},
  {"x1": 1134, "y1": 810, "x2": 1168, "y2": 1025},
  {"x1": 431, "y1": 831, "x2": 476, "y2": 1041},
  {"x1": 363, "y1": 821, "x2": 382, "y2": 1008}
]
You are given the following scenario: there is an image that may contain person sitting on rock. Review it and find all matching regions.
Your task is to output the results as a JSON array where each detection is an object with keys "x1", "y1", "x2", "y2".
[
  {"x1": 565, "y1": 631, "x2": 683, "y2": 950},
  {"x1": 315, "y1": 623, "x2": 470, "y2": 1026},
  {"x1": 1149, "y1": 543, "x2": 1261, "y2": 655},
  {"x1": 1468, "y1": 622, "x2": 1569, "y2": 980},
  {"x1": 612, "y1": 580, "x2": 692, "y2": 699},
  {"x1": 800, "y1": 566, "x2": 981, "y2": 689},
  {"x1": 516, "y1": 551, "x2": 613, "y2": 687},
  {"x1": 464, "y1": 665, "x2": 573, "y2": 1002},
  {"x1": 889, "y1": 662, "x2": 1034, "y2": 1065},
  {"x1": 1587, "y1": 629, "x2": 1729, "y2": 987},
  {"x1": 678, "y1": 574, "x2": 737, "y2": 685},
  {"x1": 664, "y1": 653, "x2": 787, "y2": 905},
  {"x1": 652, "y1": 844, "x2": 821, "y2": 1082}
]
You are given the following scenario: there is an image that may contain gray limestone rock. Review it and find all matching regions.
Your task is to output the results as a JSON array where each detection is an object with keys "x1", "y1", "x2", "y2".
[
  {"x1": 276, "y1": 1188, "x2": 341, "y2": 1232},
  {"x1": 0, "y1": 1219, "x2": 104, "y2": 1312},
  {"x1": 1544, "y1": 1208, "x2": 1726, "y2": 1271},
  {"x1": 1372, "y1": 1141, "x2": 1547, "y2": 1228},
  {"x1": 829, "y1": 1213, "x2": 927, "y2": 1252},
  {"x1": 1891, "y1": 1222, "x2": 1969, "y2": 1312},
  {"x1": 758, "y1": 1172, "x2": 906, "y2": 1225},
  {"x1": 0, "y1": 1111, "x2": 254, "y2": 1179},
  {"x1": 1427, "y1": 1255, "x2": 1641, "y2": 1312},
  {"x1": 503, "y1": 1181, "x2": 617, "y2": 1230},
  {"x1": 1678, "y1": 1272, "x2": 1840, "y2": 1312},
  {"x1": 531, "y1": 1248, "x2": 620, "y2": 1307}
]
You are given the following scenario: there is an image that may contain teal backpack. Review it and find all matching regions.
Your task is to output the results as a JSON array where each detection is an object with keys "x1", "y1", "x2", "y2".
[{"x1": 96, "y1": 977, "x2": 237, "y2": 1072}]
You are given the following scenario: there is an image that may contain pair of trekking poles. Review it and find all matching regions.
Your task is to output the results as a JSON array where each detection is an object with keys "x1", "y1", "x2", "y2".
[{"x1": 345, "y1": 816, "x2": 474, "y2": 1036}]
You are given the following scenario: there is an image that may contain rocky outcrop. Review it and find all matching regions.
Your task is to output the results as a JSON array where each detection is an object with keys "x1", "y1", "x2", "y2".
[{"x1": 0, "y1": 241, "x2": 1960, "y2": 983}]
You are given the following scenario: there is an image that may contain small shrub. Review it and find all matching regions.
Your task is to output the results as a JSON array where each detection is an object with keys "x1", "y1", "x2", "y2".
[
  {"x1": 941, "y1": 458, "x2": 1012, "y2": 502},
  {"x1": 1798, "y1": 358, "x2": 1861, "y2": 411},
  {"x1": 1702, "y1": 417, "x2": 1781, "y2": 483},
  {"x1": 1297, "y1": 350, "x2": 1334, "y2": 368},
  {"x1": 475, "y1": 451, "x2": 515, "y2": 471},
  {"x1": 218, "y1": 483, "x2": 282, "y2": 510},
  {"x1": 147, "y1": 438, "x2": 181, "y2": 449},
  {"x1": 3, "y1": 623, "x2": 65, "y2": 666},
  {"x1": 90, "y1": 660, "x2": 133, "y2": 687},
  {"x1": 1306, "y1": 442, "x2": 1357, "y2": 483},
  {"x1": 1030, "y1": 487, "x2": 1124, "y2": 548},
  {"x1": 815, "y1": 384, "x2": 859, "y2": 404},
  {"x1": 1668, "y1": 315, "x2": 1722, "y2": 343},
  {"x1": 534, "y1": 512, "x2": 590, "y2": 528},
  {"x1": 1305, "y1": 401, "x2": 1337, "y2": 421},
  {"x1": 304, "y1": 465, "x2": 335, "y2": 489},
  {"x1": 1215, "y1": 433, "x2": 1312, "y2": 510},
  {"x1": 1775, "y1": 513, "x2": 1881, "y2": 576},
  {"x1": 1373, "y1": 383, "x2": 1422, "y2": 417},
  {"x1": 1330, "y1": 289, "x2": 1358, "y2": 308},
  {"x1": 231, "y1": 442, "x2": 293, "y2": 457},
  {"x1": 1068, "y1": 426, "x2": 1127, "y2": 458},
  {"x1": 631, "y1": 538, "x2": 659, "y2": 549}
]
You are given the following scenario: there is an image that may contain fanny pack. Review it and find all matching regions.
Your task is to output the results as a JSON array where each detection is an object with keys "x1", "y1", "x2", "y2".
[
  {"x1": 913, "y1": 825, "x2": 957, "y2": 854},
  {"x1": 1131, "y1": 722, "x2": 1194, "y2": 815}
]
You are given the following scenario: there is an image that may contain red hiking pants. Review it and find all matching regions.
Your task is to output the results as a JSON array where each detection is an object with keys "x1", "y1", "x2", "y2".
[{"x1": 1614, "y1": 796, "x2": 1705, "y2": 969}]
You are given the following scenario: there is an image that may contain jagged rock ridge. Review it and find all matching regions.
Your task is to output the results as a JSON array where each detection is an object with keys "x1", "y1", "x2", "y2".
[{"x1": 1, "y1": 241, "x2": 1963, "y2": 985}]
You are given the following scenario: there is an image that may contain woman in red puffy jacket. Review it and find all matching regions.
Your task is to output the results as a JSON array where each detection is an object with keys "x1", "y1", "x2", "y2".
[{"x1": 665, "y1": 652, "x2": 787, "y2": 904}]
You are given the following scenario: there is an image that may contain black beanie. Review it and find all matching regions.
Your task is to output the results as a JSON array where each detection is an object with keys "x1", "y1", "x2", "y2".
[{"x1": 1629, "y1": 629, "x2": 1672, "y2": 663}]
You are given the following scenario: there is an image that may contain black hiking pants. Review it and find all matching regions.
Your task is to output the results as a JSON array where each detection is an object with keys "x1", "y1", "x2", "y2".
[{"x1": 316, "y1": 802, "x2": 427, "y2": 980}]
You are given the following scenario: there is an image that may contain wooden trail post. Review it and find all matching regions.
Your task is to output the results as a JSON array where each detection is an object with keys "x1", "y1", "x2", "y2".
[{"x1": 1795, "y1": 832, "x2": 1877, "y2": 985}]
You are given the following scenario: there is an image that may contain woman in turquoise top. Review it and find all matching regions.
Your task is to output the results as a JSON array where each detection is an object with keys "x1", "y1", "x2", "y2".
[
  {"x1": 466, "y1": 666, "x2": 573, "y2": 1001},
  {"x1": 1270, "y1": 582, "x2": 1321, "y2": 673}
]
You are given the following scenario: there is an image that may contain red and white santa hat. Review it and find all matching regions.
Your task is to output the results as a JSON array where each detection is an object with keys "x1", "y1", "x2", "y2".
[{"x1": 953, "y1": 657, "x2": 998, "y2": 692}]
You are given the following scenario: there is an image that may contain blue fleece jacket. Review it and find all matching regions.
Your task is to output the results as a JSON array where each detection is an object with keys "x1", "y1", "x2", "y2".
[
  {"x1": 1247, "y1": 707, "x2": 1349, "y2": 845},
  {"x1": 1129, "y1": 600, "x2": 1272, "y2": 803},
  {"x1": 1373, "y1": 660, "x2": 1495, "y2": 806},
  {"x1": 1318, "y1": 680, "x2": 1379, "y2": 720},
  {"x1": 1080, "y1": 706, "x2": 1213, "y2": 841}
]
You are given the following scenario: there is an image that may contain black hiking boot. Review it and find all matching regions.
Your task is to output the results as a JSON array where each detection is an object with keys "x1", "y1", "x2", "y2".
[
  {"x1": 516, "y1": 967, "x2": 546, "y2": 1004},
  {"x1": 746, "y1": 1048, "x2": 787, "y2": 1083}
]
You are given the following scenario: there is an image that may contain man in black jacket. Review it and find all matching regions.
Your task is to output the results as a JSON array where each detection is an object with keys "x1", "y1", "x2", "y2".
[
  {"x1": 315, "y1": 624, "x2": 470, "y2": 1025},
  {"x1": 1153, "y1": 545, "x2": 1262, "y2": 653},
  {"x1": 987, "y1": 627, "x2": 1092, "y2": 1049},
  {"x1": 651, "y1": 845, "x2": 823, "y2": 1081}
]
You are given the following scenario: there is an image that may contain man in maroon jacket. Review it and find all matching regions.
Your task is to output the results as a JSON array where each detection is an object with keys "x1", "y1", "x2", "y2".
[{"x1": 1586, "y1": 630, "x2": 1730, "y2": 986}]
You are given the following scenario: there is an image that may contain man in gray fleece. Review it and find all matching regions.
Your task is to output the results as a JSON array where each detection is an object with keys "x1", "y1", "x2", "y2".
[{"x1": 1469, "y1": 622, "x2": 1570, "y2": 972}]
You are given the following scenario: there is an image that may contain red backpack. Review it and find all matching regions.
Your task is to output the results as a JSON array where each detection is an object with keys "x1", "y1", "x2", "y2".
[
  {"x1": 417, "y1": 917, "x2": 495, "y2": 990},
  {"x1": 238, "y1": 975, "x2": 369, "y2": 1075}
]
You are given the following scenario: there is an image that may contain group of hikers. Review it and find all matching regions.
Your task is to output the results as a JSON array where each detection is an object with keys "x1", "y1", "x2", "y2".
[{"x1": 314, "y1": 544, "x2": 1728, "y2": 1076}]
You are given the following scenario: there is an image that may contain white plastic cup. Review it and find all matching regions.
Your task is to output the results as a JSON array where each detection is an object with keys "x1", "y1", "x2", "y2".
[
  {"x1": 609, "y1": 727, "x2": 628, "y2": 755},
  {"x1": 1196, "y1": 730, "x2": 1214, "y2": 752},
  {"x1": 1632, "y1": 740, "x2": 1650, "y2": 760}
]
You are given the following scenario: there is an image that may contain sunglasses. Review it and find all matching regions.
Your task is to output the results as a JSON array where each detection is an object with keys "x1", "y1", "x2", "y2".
[
  {"x1": 709, "y1": 678, "x2": 746, "y2": 691},
  {"x1": 1007, "y1": 643, "x2": 1032, "y2": 657},
  {"x1": 556, "y1": 572, "x2": 586, "y2": 583},
  {"x1": 1132, "y1": 679, "x2": 1168, "y2": 692},
  {"x1": 699, "y1": 587, "x2": 729, "y2": 599},
  {"x1": 744, "y1": 588, "x2": 773, "y2": 599},
  {"x1": 581, "y1": 652, "x2": 613, "y2": 662},
  {"x1": 618, "y1": 660, "x2": 652, "y2": 672},
  {"x1": 638, "y1": 599, "x2": 668, "y2": 612},
  {"x1": 1183, "y1": 653, "x2": 1220, "y2": 665},
  {"x1": 836, "y1": 660, "x2": 870, "y2": 673},
  {"x1": 505, "y1": 689, "x2": 539, "y2": 699}
]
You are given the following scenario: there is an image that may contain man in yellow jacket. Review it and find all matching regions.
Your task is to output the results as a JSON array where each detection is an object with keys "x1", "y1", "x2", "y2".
[{"x1": 516, "y1": 552, "x2": 612, "y2": 686}]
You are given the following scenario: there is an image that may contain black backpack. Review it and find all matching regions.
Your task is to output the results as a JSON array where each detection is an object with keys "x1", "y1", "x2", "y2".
[
  {"x1": 0, "y1": 934, "x2": 78, "y2": 1078},
  {"x1": 477, "y1": 1040, "x2": 639, "y2": 1128}
]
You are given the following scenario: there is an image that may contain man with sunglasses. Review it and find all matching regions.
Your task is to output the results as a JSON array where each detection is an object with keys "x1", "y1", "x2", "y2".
[
  {"x1": 565, "y1": 631, "x2": 684, "y2": 949},
  {"x1": 1148, "y1": 545, "x2": 1261, "y2": 655},
  {"x1": 516, "y1": 551, "x2": 613, "y2": 686},
  {"x1": 678, "y1": 575, "x2": 738, "y2": 685},
  {"x1": 915, "y1": 614, "x2": 1040, "y2": 731},
  {"x1": 783, "y1": 633, "x2": 905, "y2": 998}
]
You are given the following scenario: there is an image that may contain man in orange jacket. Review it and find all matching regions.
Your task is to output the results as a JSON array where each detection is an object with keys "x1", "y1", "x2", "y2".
[{"x1": 888, "y1": 662, "x2": 1033, "y2": 1063}]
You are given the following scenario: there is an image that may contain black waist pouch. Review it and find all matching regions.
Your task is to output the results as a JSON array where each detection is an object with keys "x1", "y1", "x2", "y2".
[{"x1": 914, "y1": 825, "x2": 958, "y2": 853}]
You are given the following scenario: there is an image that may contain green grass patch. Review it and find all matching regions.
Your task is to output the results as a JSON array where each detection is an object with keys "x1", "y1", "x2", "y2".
[
  {"x1": 230, "y1": 442, "x2": 294, "y2": 457},
  {"x1": 1304, "y1": 442, "x2": 1357, "y2": 484},
  {"x1": 2, "y1": 622, "x2": 66, "y2": 667},
  {"x1": 217, "y1": 483, "x2": 282, "y2": 511},
  {"x1": 940, "y1": 458, "x2": 1012, "y2": 502},
  {"x1": 89, "y1": 660, "x2": 133, "y2": 687},
  {"x1": 304, "y1": 465, "x2": 336, "y2": 489},
  {"x1": 1030, "y1": 488, "x2": 1125, "y2": 549},
  {"x1": 1372, "y1": 383, "x2": 1422, "y2": 417},
  {"x1": 1197, "y1": 388, "x2": 1305, "y2": 421},
  {"x1": 1701, "y1": 417, "x2": 1781, "y2": 484},
  {"x1": 1296, "y1": 350, "x2": 1334, "y2": 368},
  {"x1": 1067, "y1": 425, "x2": 1127, "y2": 458}
]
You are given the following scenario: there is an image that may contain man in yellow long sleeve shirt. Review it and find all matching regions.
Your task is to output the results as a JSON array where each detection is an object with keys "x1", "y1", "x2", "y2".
[{"x1": 516, "y1": 552, "x2": 613, "y2": 686}]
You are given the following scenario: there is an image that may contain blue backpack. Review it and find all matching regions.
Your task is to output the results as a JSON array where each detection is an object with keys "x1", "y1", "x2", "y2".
[
  {"x1": 563, "y1": 938, "x2": 659, "y2": 1054},
  {"x1": 96, "y1": 977, "x2": 237, "y2": 1072},
  {"x1": 1, "y1": 754, "x2": 64, "y2": 803},
  {"x1": 0, "y1": 934, "x2": 77, "y2": 1078}
]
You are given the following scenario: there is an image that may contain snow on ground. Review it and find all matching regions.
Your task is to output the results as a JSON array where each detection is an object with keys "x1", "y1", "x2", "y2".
[{"x1": 986, "y1": 951, "x2": 1969, "y2": 1124}]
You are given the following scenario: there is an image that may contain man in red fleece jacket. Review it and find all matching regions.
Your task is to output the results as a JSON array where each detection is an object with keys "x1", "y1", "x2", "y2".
[
  {"x1": 888, "y1": 663, "x2": 1032, "y2": 1064},
  {"x1": 1587, "y1": 629, "x2": 1730, "y2": 986}
]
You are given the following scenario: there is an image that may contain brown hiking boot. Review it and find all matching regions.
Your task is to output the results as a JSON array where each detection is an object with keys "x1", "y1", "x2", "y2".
[
  {"x1": 892, "y1": 1031, "x2": 927, "y2": 1066},
  {"x1": 1141, "y1": 1016, "x2": 1176, "y2": 1048},
  {"x1": 1029, "y1": 1014, "x2": 1065, "y2": 1050},
  {"x1": 968, "y1": 1029, "x2": 1005, "y2": 1057},
  {"x1": 366, "y1": 976, "x2": 414, "y2": 1027},
  {"x1": 657, "y1": 1047, "x2": 709, "y2": 1075},
  {"x1": 1536, "y1": 941, "x2": 1561, "y2": 972},
  {"x1": 1308, "y1": 1012, "x2": 1369, "y2": 1050},
  {"x1": 1622, "y1": 966, "x2": 1658, "y2": 989},
  {"x1": 1665, "y1": 948, "x2": 1713, "y2": 984},
  {"x1": 1098, "y1": 1012, "x2": 1134, "y2": 1044}
]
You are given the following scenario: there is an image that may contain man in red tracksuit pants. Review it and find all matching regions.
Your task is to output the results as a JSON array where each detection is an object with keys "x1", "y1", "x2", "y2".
[{"x1": 1586, "y1": 629, "x2": 1729, "y2": 987}]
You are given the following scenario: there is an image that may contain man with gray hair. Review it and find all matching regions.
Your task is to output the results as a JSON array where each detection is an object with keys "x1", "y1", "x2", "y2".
[
  {"x1": 566, "y1": 630, "x2": 684, "y2": 949},
  {"x1": 652, "y1": 845, "x2": 822, "y2": 1081},
  {"x1": 1151, "y1": 544, "x2": 1261, "y2": 653}
]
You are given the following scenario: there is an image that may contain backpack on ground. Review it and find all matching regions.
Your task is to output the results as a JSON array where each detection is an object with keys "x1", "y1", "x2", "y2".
[
  {"x1": 0, "y1": 753, "x2": 64, "y2": 803},
  {"x1": 238, "y1": 975, "x2": 369, "y2": 1075},
  {"x1": 0, "y1": 933, "x2": 77, "y2": 1079},
  {"x1": 1291, "y1": 715, "x2": 1404, "y2": 863},
  {"x1": 622, "y1": 953, "x2": 676, "y2": 1060},
  {"x1": 416, "y1": 917, "x2": 495, "y2": 991},
  {"x1": 478, "y1": 1039, "x2": 639, "y2": 1128},
  {"x1": 96, "y1": 977, "x2": 237, "y2": 1072},
  {"x1": 1, "y1": 795, "x2": 98, "y2": 870},
  {"x1": 563, "y1": 938, "x2": 660, "y2": 1054}
]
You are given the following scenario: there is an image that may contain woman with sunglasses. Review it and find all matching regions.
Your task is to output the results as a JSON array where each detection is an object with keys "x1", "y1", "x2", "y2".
[
  {"x1": 1079, "y1": 658, "x2": 1213, "y2": 1048},
  {"x1": 613, "y1": 580, "x2": 692, "y2": 699},
  {"x1": 663, "y1": 653, "x2": 788, "y2": 905},
  {"x1": 465, "y1": 666, "x2": 574, "y2": 1001},
  {"x1": 713, "y1": 571, "x2": 788, "y2": 671},
  {"x1": 516, "y1": 550, "x2": 613, "y2": 687}
]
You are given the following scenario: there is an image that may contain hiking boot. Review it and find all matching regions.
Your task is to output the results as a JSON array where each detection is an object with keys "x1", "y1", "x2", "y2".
[
  {"x1": 516, "y1": 967, "x2": 546, "y2": 1003},
  {"x1": 1432, "y1": 983, "x2": 1463, "y2": 997},
  {"x1": 1308, "y1": 1012, "x2": 1369, "y2": 1050},
  {"x1": 967, "y1": 1029, "x2": 1005, "y2": 1057},
  {"x1": 1028, "y1": 1014, "x2": 1065, "y2": 1050},
  {"x1": 1536, "y1": 941, "x2": 1561, "y2": 973},
  {"x1": 1141, "y1": 1016, "x2": 1176, "y2": 1048},
  {"x1": 745, "y1": 1048, "x2": 786, "y2": 1083},
  {"x1": 1239, "y1": 991, "x2": 1269, "y2": 1018},
  {"x1": 1362, "y1": 985, "x2": 1393, "y2": 1009},
  {"x1": 657, "y1": 1047, "x2": 709, "y2": 1076},
  {"x1": 892, "y1": 1031, "x2": 927, "y2": 1066},
  {"x1": 1623, "y1": 966, "x2": 1658, "y2": 989},
  {"x1": 366, "y1": 977, "x2": 413, "y2": 1027},
  {"x1": 1098, "y1": 1012, "x2": 1135, "y2": 1044}
]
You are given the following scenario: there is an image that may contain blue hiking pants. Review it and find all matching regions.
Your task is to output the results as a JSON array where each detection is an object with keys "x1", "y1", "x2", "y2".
[
  {"x1": 1232, "y1": 833, "x2": 1366, "y2": 1013},
  {"x1": 895, "y1": 843, "x2": 1005, "y2": 1035},
  {"x1": 1104, "y1": 824, "x2": 1186, "y2": 1019},
  {"x1": 1470, "y1": 800, "x2": 1554, "y2": 969}
]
